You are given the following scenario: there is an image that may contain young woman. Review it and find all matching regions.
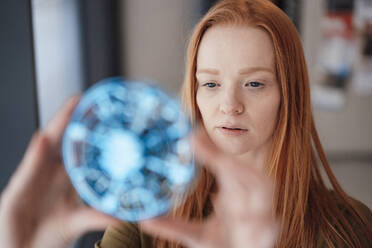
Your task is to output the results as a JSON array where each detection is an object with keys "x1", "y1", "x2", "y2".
[
  {"x1": 100, "y1": 0, "x2": 372, "y2": 247},
  {"x1": 0, "y1": 0, "x2": 371, "y2": 248}
]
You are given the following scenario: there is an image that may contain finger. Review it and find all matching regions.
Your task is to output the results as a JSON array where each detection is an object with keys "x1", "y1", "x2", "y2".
[
  {"x1": 193, "y1": 128, "x2": 267, "y2": 183},
  {"x1": 193, "y1": 128, "x2": 251, "y2": 184},
  {"x1": 193, "y1": 129, "x2": 274, "y2": 217},
  {"x1": 7, "y1": 96, "x2": 79, "y2": 193},
  {"x1": 44, "y1": 96, "x2": 80, "y2": 149},
  {"x1": 4, "y1": 131, "x2": 50, "y2": 198},
  {"x1": 192, "y1": 127, "x2": 228, "y2": 176},
  {"x1": 140, "y1": 217, "x2": 204, "y2": 247},
  {"x1": 17, "y1": 130, "x2": 43, "y2": 172}
]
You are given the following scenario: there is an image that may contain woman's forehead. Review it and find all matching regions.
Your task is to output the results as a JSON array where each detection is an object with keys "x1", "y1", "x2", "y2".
[{"x1": 196, "y1": 25, "x2": 275, "y2": 72}]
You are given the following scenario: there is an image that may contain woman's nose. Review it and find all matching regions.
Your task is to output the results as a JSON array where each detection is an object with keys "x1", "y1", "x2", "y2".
[{"x1": 219, "y1": 88, "x2": 244, "y2": 115}]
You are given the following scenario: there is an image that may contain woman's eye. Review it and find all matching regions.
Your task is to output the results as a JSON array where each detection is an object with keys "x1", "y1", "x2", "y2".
[
  {"x1": 202, "y1": 82, "x2": 217, "y2": 88},
  {"x1": 245, "y1": 81, "x2": 263, "y2": 88}
]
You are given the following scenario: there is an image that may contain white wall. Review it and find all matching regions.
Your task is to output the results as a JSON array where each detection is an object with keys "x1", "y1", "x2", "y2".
[
  {"x1": 120, "y1": 0, "x2": 201, "y2": 96},
  {"x1": 32, "y1": 0, "x2": 83, "y2": 128}
]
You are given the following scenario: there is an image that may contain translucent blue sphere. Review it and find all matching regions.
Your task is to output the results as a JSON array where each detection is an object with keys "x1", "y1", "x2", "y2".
[{"x1": 62, "y1": 77, "x2": 196, "y2": 221}]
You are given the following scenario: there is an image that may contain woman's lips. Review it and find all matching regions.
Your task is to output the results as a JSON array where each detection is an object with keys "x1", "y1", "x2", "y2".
[{"x1": 217, "y1": 127, "x2": 248, "y2": 136}]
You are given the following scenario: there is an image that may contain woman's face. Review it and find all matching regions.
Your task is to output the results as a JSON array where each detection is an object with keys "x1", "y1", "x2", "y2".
[{"x1": 196, "y1": 25, "x2": 281, "y2": 156}]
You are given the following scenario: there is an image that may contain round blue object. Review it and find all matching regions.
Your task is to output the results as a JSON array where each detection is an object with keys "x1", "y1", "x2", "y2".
[{"x1": 62, "y1": 77, "x2": 196, "y2": 222}]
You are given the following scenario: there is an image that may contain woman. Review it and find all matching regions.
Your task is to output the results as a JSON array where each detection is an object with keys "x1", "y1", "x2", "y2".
[
  {"x1": 100, "y1": 0, "x2": 372, "y2": 247},
  {"x1": 0, "y1": 0, "x2": 371, "y2": 247}
]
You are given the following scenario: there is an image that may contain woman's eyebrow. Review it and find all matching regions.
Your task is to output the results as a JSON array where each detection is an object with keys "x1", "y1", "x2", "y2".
[
  {"x1": 238, "y1": 67, "x2": 274, "y2": 75},
  {"x1": 196, "y1": 68, "x2": 219, "y2": 75},
  {"x1": 196, "y1": 67, "x2": 274, "y2": 76}
]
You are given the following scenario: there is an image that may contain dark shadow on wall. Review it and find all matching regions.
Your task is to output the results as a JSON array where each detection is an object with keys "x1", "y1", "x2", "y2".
[
  {"x1": 0, "y1": 0, "x2": 39, "y2": 192},
  {"x1": 78, "y1": 0, "x2": 123, "y2": 88}
]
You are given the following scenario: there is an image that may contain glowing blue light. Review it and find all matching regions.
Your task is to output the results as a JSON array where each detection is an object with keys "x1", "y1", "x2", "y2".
[{"x1": 62, "y1": 77, "x2": 196, "y2": 222}]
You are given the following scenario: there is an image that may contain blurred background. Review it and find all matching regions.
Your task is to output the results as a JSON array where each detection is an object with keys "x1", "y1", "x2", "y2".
[{"x1": 0, "y1": 0, "x2": 371, "y2": 247}]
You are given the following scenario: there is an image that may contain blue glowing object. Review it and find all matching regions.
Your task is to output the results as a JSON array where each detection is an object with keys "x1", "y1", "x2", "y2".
[{"x1": 62, "y1": 77, "x2": 196, "y2": 221}]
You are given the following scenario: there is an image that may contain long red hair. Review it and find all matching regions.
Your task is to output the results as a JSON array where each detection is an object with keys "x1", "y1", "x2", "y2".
[{"x1": 153, "y1": 0, "x2": 372, "y2": 247}]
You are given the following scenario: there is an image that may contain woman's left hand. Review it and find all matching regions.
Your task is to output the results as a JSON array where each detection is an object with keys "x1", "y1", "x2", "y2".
[
  {"x1": 0, "y1": 97, "x2": 120, "y2": 248},
  {"x1": 140, "y1": 130, "x2": 279, "y2": 248}
]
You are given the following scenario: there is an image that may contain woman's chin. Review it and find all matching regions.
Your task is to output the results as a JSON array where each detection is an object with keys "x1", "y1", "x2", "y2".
[
  {"x1": 219, "y1": 144, "x2": 253, "y2": 156},
  {"x1": 209, "y1": 135, "x2": 255, "y2": 155}
]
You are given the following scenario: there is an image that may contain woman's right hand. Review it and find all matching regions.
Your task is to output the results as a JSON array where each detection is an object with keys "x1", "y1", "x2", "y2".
[
  {"x1": 0, "y1": 97, "x2": 120, "y2": 248},
  {"x1": 140, "y1": 129, "x2": 279, "y2": 248}
]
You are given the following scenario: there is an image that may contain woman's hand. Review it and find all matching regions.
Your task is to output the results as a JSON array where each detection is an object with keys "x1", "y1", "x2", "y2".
[
  {"x1": 140, "y1": 130, "x2": 278, "y2": 248},
  {"x1": 0, "y1": 97, "x2": 120, "y2": 248}
]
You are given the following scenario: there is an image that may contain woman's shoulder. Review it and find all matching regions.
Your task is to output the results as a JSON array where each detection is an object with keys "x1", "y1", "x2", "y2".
[
  {"x1": 334, "y1": 192, "x2": 371, "y2": 244},
  {"x1": 316, "y1": 191, "x2": 372, "y2": 247},
  {"x1": 95, "y1": 221, "x2": 153, "y2": 248},
  {"x1": 332, "y1": 192, "x2": 372, "y2": 225},
  {"x1": 349, "y1": 197, "x2": 372, "y2": 221}
]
